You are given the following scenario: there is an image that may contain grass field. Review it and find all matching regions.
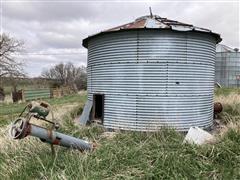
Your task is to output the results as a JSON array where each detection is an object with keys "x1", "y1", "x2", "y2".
[
  {"x1": 0, "y1": 89, "x2": 239, "y2": 179},
  {"x1": 0, "y1": 93, "x2": 87, "y2": 126},
  {"x1": 215, "y1": 87, "x2": 240, "y2": 97}
]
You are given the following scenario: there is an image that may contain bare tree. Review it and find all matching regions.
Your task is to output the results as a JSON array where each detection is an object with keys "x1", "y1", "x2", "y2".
[
  {"x1": 41, "y1": 62, "x2": 87, "y2": 91},
  {"x1": 75, "y1": 66, "x2": 87, "y2": 90},
  {"x1": 42, "y1": 63, "x2": 65, "y2": 84},
  {"x1": 0, "y1": 33, "x2": 24, "y2": 78}
]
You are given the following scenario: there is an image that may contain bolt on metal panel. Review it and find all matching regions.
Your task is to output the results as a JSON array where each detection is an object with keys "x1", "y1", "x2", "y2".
[
  {"x1": 215, "y1": 52, "x2": 240, "y2": 87},
  {"x1": 83, "y1": 29, "x2": 217, "y2": 131}
]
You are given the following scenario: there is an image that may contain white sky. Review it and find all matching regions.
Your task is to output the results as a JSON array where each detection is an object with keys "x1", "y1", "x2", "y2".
[{"x1": 1, "y1": 0, "x2": 239, "y2": 77}]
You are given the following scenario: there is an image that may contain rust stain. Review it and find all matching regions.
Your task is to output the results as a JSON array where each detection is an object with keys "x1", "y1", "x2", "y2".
[{"x1": 83, "y1": 15, "x2": 221, "y2": 48}]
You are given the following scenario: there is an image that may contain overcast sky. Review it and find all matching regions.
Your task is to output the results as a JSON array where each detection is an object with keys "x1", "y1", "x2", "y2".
[{"x1": 1, "y1": 0, "x2": 239, "y2": 77}]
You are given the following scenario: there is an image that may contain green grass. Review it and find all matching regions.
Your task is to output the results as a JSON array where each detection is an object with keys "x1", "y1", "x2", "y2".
[
  {"x1": 0, "y1": 93, "x2": 87, "y2": 127},
  {"x1": 45, "y1": 93, "x2": 87, "y2": 106},
  {"x1": 0, "y1": 90, "x2": 239, "y2": 179},
  {"x1": 215, "y1": 87, "x2": 240, "y2": 96},
  {"x1": 0, "y1": 120, "x2": 239, "y2": 179}
]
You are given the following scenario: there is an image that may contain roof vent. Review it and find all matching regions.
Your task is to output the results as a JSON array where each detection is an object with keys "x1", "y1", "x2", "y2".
[
  {"x1": 234, "y1": 48, "x2": 239, "y2": 52},
  {"x1": 149, "y1": 7, "x2": 153, "y2": 18}
]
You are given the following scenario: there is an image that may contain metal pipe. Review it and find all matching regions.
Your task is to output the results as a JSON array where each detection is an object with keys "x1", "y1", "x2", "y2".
[{"x1": 9, "y1": 118, "x2": 92, "y2": 151}]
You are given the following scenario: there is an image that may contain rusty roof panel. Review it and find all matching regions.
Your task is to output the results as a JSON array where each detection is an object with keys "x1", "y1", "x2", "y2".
[
  {"x1": 83, "y1": 15, "x2": 221, "y2": 48},
  {"x1": 106, "y1": 19, "x2": 147, "y2": 32}
]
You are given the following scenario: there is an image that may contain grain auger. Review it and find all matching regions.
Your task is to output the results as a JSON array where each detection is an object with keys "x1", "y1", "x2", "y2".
[{"x1": 9, "y1": 101, "x2": 93, "y2": 153}]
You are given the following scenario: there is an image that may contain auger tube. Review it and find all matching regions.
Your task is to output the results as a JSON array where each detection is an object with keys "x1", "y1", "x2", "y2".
[{"x1": 10, "y1": 118, "x2": 92, "y2": 151}]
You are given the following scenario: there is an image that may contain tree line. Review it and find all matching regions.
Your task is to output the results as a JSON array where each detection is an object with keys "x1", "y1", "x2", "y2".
[
  {"x1": 0, "y1": 33, "x2": 87, "y2": 100},
  {"x1": 41, "y1": 62, "x2": 87, "y2": 91}
]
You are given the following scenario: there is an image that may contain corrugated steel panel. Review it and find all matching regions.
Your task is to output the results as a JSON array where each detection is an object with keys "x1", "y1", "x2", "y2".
[
  {"x1": 86, "y1": 30, "x2": 216, "y2": 131},
  {"x1": 215, "y1": 52, "x2": 240, "y2": 87},
  {"x1": 24, "y1": 89, "x2": 51, "y2": 101},
  {"x1": 83, "y1": 15, "x2": 221, "y2": 48},
  {"x1": 79, "y1": 100, "x2": 92, "y2": 125}
]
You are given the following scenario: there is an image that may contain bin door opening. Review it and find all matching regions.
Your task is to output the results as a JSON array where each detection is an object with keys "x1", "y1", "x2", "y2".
[{"x1": 93, "y1": 94, "x2": 104, "y2": 124}]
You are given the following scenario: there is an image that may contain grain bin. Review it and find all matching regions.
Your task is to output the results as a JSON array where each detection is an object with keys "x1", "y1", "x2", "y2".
[
  {"x1": 215, "y1": 44, "x2": 240, "y2": 87},
  {"x1": 80, "y1": 15, "x2": 221, "y2": 131}
]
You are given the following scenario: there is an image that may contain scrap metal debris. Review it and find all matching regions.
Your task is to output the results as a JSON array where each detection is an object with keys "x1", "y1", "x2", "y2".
[
  {"x1": 184, "y1": 127, "x2": 215, "y2": 145},
  {"x1": 9, "y1": 101, "x2": 93, "y2": 152}
]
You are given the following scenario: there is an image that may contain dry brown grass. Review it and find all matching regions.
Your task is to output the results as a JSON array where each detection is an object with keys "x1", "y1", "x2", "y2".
[
  {"x1": 0, "y1": 102, "x2": 80, "y2": 154},
  {"x1": 214, "y1": 92, "x2": 240, "y2": 138},
  {"x1": 215, "y1": 92, "x2": 240, "y2": 106}
]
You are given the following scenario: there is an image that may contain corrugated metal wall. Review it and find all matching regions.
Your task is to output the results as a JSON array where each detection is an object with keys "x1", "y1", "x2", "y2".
[
  {"x1": 215, "y1": 52, "x2": 240, "y2": 87},
  {"x1": 24, "y1": 89, "x2": 51, "y2": 101},
  {"x1": 87, "y1": 30, "x2": 216, "y2": 131}
]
